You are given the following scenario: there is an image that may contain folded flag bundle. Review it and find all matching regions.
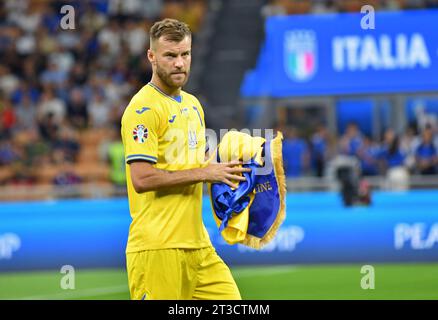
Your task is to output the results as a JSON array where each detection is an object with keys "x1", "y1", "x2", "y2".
[{"x1": 208, "y1": 131, "x2": 286, "y2": 249}]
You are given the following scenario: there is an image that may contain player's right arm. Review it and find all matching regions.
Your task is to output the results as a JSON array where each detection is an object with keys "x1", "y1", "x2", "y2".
[
  {"x1": 129, "y1": 161, "x2": 250, "y2": 193},
  {"x1": 121, "y1": 98, "x2": 250, "y2": 194}
]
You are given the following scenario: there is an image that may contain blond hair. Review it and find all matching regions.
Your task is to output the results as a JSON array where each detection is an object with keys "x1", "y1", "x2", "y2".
[{"x1": 150, "y1": 18, "x2": 191, "y2": 49}]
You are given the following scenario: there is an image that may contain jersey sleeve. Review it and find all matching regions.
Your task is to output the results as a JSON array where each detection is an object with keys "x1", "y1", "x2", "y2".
[{"x1": 121, "y1": 101, "x2": 161, "y2": 164}]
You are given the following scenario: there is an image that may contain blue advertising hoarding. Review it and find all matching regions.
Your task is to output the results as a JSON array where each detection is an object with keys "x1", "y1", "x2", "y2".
[
  {"x1": 1, "y1": 191, "x2": 438, "y2": 271},
  {"x1": 241, "y1": 10, "x2": 438, "y2": 97}
]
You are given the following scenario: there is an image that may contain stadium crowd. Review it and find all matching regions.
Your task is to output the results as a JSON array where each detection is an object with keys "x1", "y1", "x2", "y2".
[
  {"x1": 280, "y1": 122, "x2": 438, "y2": 179},
  {"x1": 0, "y1": 0, "x2": 206, "y2": 187}
]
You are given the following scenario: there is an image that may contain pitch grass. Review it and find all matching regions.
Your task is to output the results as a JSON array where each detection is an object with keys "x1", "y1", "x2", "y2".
[{"x1": 1, "y1": 263, "x2": 437, "y2": 300}]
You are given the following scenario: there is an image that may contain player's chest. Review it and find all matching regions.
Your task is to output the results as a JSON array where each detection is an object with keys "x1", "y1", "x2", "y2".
[
  {"x1": 159, "y1": 103, "x2": 205, "y2": 150},
  {"x1": 162, "y1": 104, "x2": 204, "y2": 130}
]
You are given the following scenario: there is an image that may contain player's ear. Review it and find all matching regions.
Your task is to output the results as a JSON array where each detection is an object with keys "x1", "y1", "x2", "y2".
[{"x1": 147, "y1": 49, "x2": 155, "y2": 66}]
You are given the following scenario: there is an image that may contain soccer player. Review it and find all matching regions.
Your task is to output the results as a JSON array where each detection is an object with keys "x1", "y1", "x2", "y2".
[{"x1": 121, "y1": 18, "x2": 249, "y2": 300}]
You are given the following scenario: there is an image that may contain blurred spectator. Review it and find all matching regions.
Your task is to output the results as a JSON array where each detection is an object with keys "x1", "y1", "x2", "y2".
[
  {"x1": 310, "y1": 125, "x2": 329, "y2": 177},
  {"x1": 67, "y1": 88, "x2": 89, "y2": 129},
  {"x1": 179, "y1": 0, "x2": 206, "y2": 34},
  {"x1": 52, "y1": 126, "x2": 80, "y2": 163},
  {"x1": 0, "y1": 65, "x2": 19, "y2": 96},
  {"x1": 15, "y1": 27, "x2": 37, "y2": 55},
  {"x1": 48, "y1": 44, "x2": 75, "y2": 74},
  {"x1": 21, "y1": 128, "x2": 50, "y2": 167},
  {"x1": 140, "y1": 0, "x2": 163, "y2": 20},
  {"x1": 108, "y1": 0, "x2": 144, "y2": 18},
  {"x1": 357, "y1": 136, "x2": 380, "y2": 176},
  {"x1": 0, "y1": 138, "x2": 19, "y2": 165},
  {"x1": 69, "y1": 62, "x2": 88, "y2": 87},
  {"x1": 123, "y1": 20, "x2": 149, "y2": 56},
  {"x1": 38, "y1": 112, "x2": 59, "y2": 143},
  {"x1": 282, "y1": 126, "x2": 310, "y2": 178},
  {"x1": 88, "y1": 91, "x2": 111, "y2": 128},
  {"x1": 0, "y1": 97, "x2": 16, "y2": 138},
  {"x1": 15, "y1": 93, "x2": 37, "y2": 130},
  {"x1": 80, "y1": 3, "x2": 108, "y2": 32},
  {"x1": 379, "y1": 128, "x2": 406, "y2": 170},
  {"x1": 380, "y1": 129, "x2": 410, "y2": 190},
  {"x1": 36, "y1": 26, "x2": 58, "y2": 55},
  {"x1": 37, "y1": 87, "x2": 66, "y2": 126},
  {"x1": 104, "y1": 127, "x2": 126, "y2": 186},
  {"x1": 400, "y1": 124, "x2": 421, "y2": 172},
  {"x1": 414, "y1": 103, "x2": 437, "y2": 132},
  {"x1": 415, "y1": 126, "x2": 438, "y2": 175},
  {"x1": 40, "y1": 60, "x2": 68, "y2": 86},
  {"x1": 339, "y1": 122, "x2": 363, "y2": 157},
  {"x1": 98, "y1": 19, "x2": 122, "y2": 57},
  {"x1": 11, "y1": 83, "x2": 40, "y2": 105},
  {"x1": 8, "y1": 2, "x2": 42, "y2": 33}
]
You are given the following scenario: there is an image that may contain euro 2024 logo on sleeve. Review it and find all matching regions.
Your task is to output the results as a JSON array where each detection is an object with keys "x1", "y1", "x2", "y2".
[
  {"x1": 284, "y1": 30, "x2": 317, "y2": 82},
  {"x1": 133, "y1": 125, "x2": 148, "y2": 144}
]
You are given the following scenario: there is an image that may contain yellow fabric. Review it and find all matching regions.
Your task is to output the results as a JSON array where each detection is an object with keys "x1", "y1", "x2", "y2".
[
  {"x1": 126, "y1": 248, "x2": 241, "y2": 300},
  {"x1": 121, "y1": 83, "x2": 211, "y2": 252},
  {"x1": 208, "y1": 131, "x2": 286, "y2": 249}
]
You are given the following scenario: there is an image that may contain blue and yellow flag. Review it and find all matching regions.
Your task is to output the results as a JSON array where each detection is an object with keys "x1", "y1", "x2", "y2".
[{"x1": 208, "y1": 131, "x2": 286, "y2": 249}]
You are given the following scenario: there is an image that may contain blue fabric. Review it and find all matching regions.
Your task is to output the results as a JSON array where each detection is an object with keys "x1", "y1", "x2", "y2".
[
  {"x1": 360, "y1": 145, "x2": 380, "y2": 176},
  {"x1": 246, "y1": 139, "x2": 281, "y2": 238},
  {"x1": 379, "y1": 146, "x2": 406, "y2": 168},
  {"x1": 209, "y1": 132, "x2": 286, "y2": 249},
  {"x1": 211, "y1": 160, "x2": 258, "y2": 232},
  {"x1": 416, "y1": 143, "x2": 437, "y2": 160},
  {"x1": 348, "y1": 136, "x2": 363, "y2": 156},
  {"x1": 211, "y1": 139, "x2": 281, "y2": 239},
  {"x1": 311, "y1": 135, "x2": 326, "y2": 159}
]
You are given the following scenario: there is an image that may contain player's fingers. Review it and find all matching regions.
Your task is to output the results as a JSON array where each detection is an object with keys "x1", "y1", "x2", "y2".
[
  {"x1": 226, "y1": 173, "x2": 246, "y2": 182},
  {"x1": 223, "y1": 178, "x2": 238, "y2": 189},
  {"x1": 229, "y1": 167, "x2": 252, "y2": 173},
  {"x1": 226, "y1": 160, "x2": 243, "y2": 167}
]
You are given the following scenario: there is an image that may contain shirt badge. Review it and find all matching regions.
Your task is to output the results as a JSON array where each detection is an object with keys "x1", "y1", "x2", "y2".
[{"x1": 133, "y1": 125, "x2": 148, "y2": 143}]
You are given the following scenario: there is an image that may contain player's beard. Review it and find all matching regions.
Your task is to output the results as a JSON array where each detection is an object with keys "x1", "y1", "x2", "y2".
[{"x1": 156, "y1": 64, "x2": 190, "y2": 90}]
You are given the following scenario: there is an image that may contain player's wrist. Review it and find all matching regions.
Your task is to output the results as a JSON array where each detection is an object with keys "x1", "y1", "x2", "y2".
[{"x1": 196, "y1": 167, "x2": 208, "y2": 183}]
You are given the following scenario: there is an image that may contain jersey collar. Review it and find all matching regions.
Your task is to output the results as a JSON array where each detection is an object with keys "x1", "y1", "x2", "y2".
[{"x1": 148, "y1": 82, "x2": 183, "y2": 103}]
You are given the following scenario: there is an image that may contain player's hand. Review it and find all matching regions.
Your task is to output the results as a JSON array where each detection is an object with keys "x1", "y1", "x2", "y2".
[{"x1": 201, "y1": 161, "x2": 251, "y2": 189}]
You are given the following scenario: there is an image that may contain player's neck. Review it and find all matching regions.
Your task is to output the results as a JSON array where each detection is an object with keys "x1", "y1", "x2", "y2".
[{"x1": 150, "y1": 76, "x2": 181, "y2": 97}]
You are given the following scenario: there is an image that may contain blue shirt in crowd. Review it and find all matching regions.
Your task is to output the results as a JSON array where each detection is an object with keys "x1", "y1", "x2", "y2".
[{"x1": 283, "y1": 138, "x2": 308, "y2": 177}]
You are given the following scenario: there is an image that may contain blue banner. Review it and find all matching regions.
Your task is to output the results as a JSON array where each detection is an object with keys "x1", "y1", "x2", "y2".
[
  {"x1": 241, "y1": 10, "x2": 438, "y2": 97},
  {"x1": 1, "y1": 191, "x2": 438, "y2": 271}
]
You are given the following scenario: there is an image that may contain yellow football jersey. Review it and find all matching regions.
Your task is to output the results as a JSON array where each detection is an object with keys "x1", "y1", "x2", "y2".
[{"x1": 121, "y1": 83, "x2": 212, "y2": 252}]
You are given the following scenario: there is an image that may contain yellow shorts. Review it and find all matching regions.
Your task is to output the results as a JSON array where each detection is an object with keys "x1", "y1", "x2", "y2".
[{"x1": 126, "y1": 247, "x2": 241, "y2": 300}]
